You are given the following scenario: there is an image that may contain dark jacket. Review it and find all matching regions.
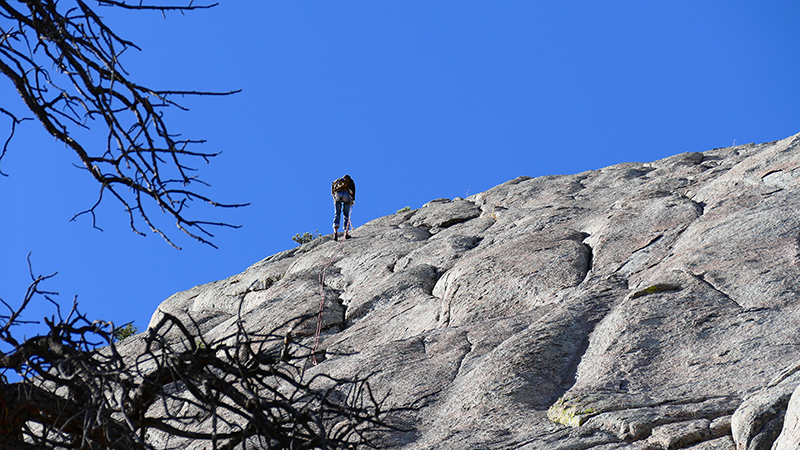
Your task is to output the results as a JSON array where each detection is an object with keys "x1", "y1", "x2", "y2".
[{"x1": 331, "y1": 176, "x2": 356, "y2": 202}]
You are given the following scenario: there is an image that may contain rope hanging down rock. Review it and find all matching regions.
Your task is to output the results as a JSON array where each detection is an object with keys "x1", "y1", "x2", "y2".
[{"x1": 312, "y1": 206, "x2": 354, "y2": 365}]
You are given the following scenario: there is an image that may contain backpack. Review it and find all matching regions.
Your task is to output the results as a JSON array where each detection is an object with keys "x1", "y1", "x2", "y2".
[{"x1": 332, "y1": 177, "x2": 349, "y2": 192}]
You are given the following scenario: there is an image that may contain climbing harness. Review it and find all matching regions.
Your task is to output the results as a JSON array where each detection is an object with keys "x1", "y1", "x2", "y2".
[{"x1": 312, "y1": 205, "x2": 354, "y2": 365}]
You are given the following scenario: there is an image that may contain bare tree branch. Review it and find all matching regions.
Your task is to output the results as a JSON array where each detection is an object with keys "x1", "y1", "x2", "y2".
[
  {"x1": 0, "y1": 1, "x2": 247, "y2": 249},
  {"x1": 96, "y1": 1, "x2": 219, "y2": 12},
  {"x1": 0, "y1": 271, "x2": 407, "y2": 449},
  {"x1": 0, "y1": 107, "x2": 30, "y2": 177}
]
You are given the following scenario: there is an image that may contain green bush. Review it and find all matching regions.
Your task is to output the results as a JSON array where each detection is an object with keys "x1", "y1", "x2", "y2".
[
  {"x1": 396, "y1": 206, "x2": 411, "y2": 213},
  {"x1": 292, "y1": 230, "x2": 321, "y2": 245},
  {"x1": 113, "y1": 323, "x2": 139, "y2": 341}
]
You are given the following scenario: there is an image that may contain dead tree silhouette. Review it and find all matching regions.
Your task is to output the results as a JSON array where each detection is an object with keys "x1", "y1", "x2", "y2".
[{"x1": 1, "y1": 266, "x2": 400, "y2": 449}]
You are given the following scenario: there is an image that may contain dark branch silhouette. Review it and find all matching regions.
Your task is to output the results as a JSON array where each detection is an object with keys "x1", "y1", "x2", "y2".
[
  {"x1": 0, "y1": 1, "x2": 246, "y2": 248},
  {"x1": 0, "y1": 268, "x2": 402, "y2": 449}
]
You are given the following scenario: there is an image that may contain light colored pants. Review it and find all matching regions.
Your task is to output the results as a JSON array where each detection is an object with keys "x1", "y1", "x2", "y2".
[{"x1": 333, "y1": 191, "x2": 353, "y2": 230}]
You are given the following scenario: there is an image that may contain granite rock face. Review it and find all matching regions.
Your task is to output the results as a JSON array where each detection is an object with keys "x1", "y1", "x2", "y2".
[{"x1": 149, "y1": 133, "x2": 800, "y2": 449}]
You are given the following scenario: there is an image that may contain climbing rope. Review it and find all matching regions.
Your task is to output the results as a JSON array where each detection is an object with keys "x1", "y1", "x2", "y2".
[{"x1": 312, "y1": 204, "x2": 354, "y2": 365}]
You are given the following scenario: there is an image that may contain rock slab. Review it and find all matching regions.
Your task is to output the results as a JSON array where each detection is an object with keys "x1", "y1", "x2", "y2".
[{"x1": 147, "y1": 133, "x2": 800, "y2": 449}]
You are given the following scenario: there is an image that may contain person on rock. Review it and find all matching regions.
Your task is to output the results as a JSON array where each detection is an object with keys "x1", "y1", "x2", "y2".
[{"x1": 331, "y1": 174, "x2": 355, "y2": 241}]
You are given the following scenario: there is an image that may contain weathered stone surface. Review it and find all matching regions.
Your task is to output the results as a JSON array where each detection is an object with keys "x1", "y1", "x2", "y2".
[
  {"x1": 433, "y1": 228, "x2": 592, "y2": 327},
  {"x1": 143, "y1": 133, "x2": 800, "y2": 449},
  {"x1": 731, "y1": 364, "x2": 800, "y2": 450},
  {"x1": 773, "y1": 382, "x2": 800, "y2": 450},
  {"x1": 409, "y1": 197, "x2": 482, "y2": 230},
  {"x1": 647, "y1": 418, "x2": 720, "y2": 449}
]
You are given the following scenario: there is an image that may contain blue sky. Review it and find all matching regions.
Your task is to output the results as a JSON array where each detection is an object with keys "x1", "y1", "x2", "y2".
[{"x1": 1, "y1": 1, "x2": 799, "y2": 338}]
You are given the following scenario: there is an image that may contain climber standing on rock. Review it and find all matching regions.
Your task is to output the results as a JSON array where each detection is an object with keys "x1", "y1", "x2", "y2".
[{"x1": 331, "y1": 174, "x2": 355, "y2": 241}]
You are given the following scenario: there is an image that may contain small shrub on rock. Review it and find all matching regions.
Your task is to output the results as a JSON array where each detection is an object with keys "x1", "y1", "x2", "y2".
[
  {"x1": 292, "y1": 230, "x2": 321, "y2": 245},
  {"x1": 113, "y1": 322, "x2": 139, "y2": 341}
]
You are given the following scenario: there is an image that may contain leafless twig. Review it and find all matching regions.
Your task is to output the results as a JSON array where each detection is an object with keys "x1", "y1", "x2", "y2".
[
  {"x1": 0, "y1": 1, "x2": 246, "y2": 248},
  {"x1": 0, "y1": 271, "x2": 404, "y2": 449}
]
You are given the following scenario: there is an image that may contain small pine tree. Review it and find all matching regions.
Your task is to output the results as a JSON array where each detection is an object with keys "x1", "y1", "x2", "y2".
[
  {"x1": 292, "y1": 230, "x2": 321, "y2": 245},
  {"x1": 113, "y1": 323, "x2": 139, "y2": 341}
]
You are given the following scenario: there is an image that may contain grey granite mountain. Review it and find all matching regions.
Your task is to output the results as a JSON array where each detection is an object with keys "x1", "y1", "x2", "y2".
[{"x1": 144, "y1": 133, "x2": 800, "y2": 449}]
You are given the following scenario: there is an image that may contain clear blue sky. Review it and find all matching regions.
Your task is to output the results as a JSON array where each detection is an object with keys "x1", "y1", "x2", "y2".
[{"x1": 1, "y1": 1, "x2": 799, "y2": 336}]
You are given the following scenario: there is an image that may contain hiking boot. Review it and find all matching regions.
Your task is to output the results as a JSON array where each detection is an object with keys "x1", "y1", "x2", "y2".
[
  {"x1": 333, "y1": 232, "x2": 338, "y2": 241},
  {"x1": 345, "y1": 232, "x2": 351, "y2": 239}
]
